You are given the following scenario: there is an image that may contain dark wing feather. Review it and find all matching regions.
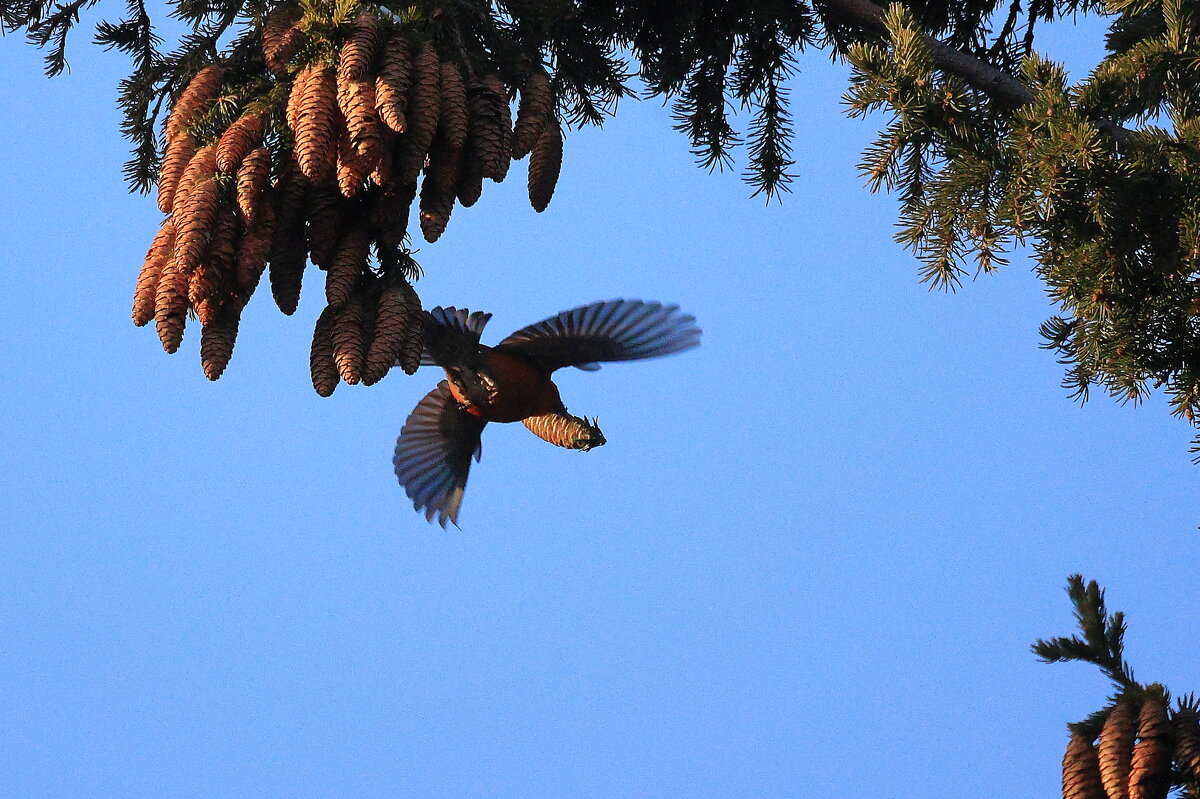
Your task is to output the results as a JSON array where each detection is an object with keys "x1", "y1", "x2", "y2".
[
  {"x1": 419, "y1": 306, "x2": 493, "y2": 367},
  {"x1": 496, "y1": 299, "x2": 701, "y2": 372},
  {"x1": 393, "y1": 381, "x2": 487, "y2": 528}
]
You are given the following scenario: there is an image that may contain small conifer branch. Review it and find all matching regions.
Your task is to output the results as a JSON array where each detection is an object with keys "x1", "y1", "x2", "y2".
[{"x1": 1032, "y1": 574, "x2": 1139, "y2": 692}]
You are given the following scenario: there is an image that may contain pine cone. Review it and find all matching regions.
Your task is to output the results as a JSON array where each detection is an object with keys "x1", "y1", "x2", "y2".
[
  {"x1": 154, "y1": 255, "x2": 190, "y2": 353},
  {"x1": 216, "y1": 113, "x2": 265, "y2": 174},
  {"x1": 295, "y1": 66, "x2": 339, "y2": 183},
  {"x1": 173, "y1": 178, "x2": 221, "y2": 276},
  {"x1": 439, "y1": 62, "x2": 468, "y2": 151},
  {"x1": 370, "y1": 124, "x2": 396, "y2": 185},
  {"x1": 512, "y1": 69, "x2": 553, "y2": 159},
  {"x1": 364, "y1": 281, "x2": 409, "y2": 384},
  {"x1": 523, "y1": 410, "x2": 605, "y2": 450},
  {"x1": 236, "y1": 147, "x2": 272, "y2": 224},
  {"x1": 167, "y1": 65, "x2": 224, "y2": 140},
  {"x1": 332, "y1": 291, "x2": 366, "y2": 384},
  {"x1": 419, "y1": 136, "x2": 459, "y2": 243},
  {"x1": 235, "y1": 201, "x2": 274, "y2": 294},
  {"x1": 1064, "y1": 731, "x2": 1106, "y2": 799},
  {"x1": 133, "y1": 220, "x2": 175, "y2": 327},
  {"x1": 306, "y1": 184, "x2": 343, "y2": 268},
  {"x1": 455, "y1": 141, "x2": 484, "y2": 207},
  {"x1": 262, "y1": 7, "x2": 303, "y2": 75},
  {"x1": 338, "y1": 11, "x2": 381, "y2": 82},
  {"x1": 466, "y1": 78, "x2": 509, "y2": 183},
  {"x1": 310, "y1": 304, "x2": 341, "y2": 396},
  {"x1": 1176, "y1": 711, "x2": 1200, "y2": 782},
  {"x1": 200, "y1": 302, "x2": 241, "y2": 380},
  {"x1": 482, "y1": 74, "x2": 512, "y2": 181},
  {"x1": 397, "y1": 278, "x2": 423, "y2": 374},
  {"x1": 188, "y1": 208, "x2": 238, "y2": 326},
  {"x1": 269, "y1": 159, "x2": 309, "y2": 315},
  {"x1": 371, "y1": 182, "x2": 415, "y2": 248},
  {"x1": 374, "y1": 32, "x2": 413, "y2": 133},
  {"x1": 336, "y1": 127, "x2": 372, "y2": 198},
  {"x1": 326, "y1": 220, "x2": 370, "y2": 308},
  {"x1": 528, "y1": 118, "x2": 562, "y2": 212},
  {"x1": 337, "y1": 72, "x2": 382, "y2": 167},
  {"x1": 286, "y1": 65, "x2": 312, "y2": 133},
  {"x1": 171, "y1": 143, "x2": 219, "y2": 224},
  {"x1": 157, "y1": 132, "x2": 196, "y2": 214},
  {"x1": 1101, "y1": 702, "x2": 1137, "y2": 799},
  {"x1": 395, "y1": 41, "x2": 441, "y2": 185},
  {"x1": 1129, "y1": 698, "x2": 1172, "y2": 799}
]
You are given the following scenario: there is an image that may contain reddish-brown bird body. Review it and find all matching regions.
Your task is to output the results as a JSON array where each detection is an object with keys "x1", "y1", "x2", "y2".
[{"x1": 446, "y1": 348, "x2": 562, "y2": 423}]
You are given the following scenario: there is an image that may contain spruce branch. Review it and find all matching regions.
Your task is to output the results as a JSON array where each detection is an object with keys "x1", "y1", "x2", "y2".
[{"x1": 1032, "y1": 574, "x2": 1139, "y2": 692}]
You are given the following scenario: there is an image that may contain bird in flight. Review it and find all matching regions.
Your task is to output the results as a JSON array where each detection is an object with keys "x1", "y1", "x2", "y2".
[{"x1": 393, "y1": 299, "x2": 701, "y2": 527}]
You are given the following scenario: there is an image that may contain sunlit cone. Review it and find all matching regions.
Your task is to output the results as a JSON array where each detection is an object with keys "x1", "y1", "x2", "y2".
[
  {"x1": 371, "y1": 182, "x2": 415, "y2": 248},
  {"x1": 1101, "y1": 703, "x2": 1137, "y2": 799},
  {"x1": 216, "y1": 113, "x2": 265, "y2": 174},
  {"x1": 338, "y1": 73, "x2": 382, "y2": 165},
  {"x1": 236, "y1": 147, "x2": 272, "y2": 223},
  {"x1": 189, "y1": 263, "x2": 224, "y2": 328},
  {"x1": 310, "y1": 304, "x2": 340, "y2": 396},
  {"x1": 1064, "y1": 731, "x2": 1105, "y2": 799},
  {"x1": 527, "y1": 118, "x2": 562, "y2": 212},
  {"x1": 339, "y1": 11, "x2": 380, "y2": 82},
  {"x1": 171, "y1": 144, "x2": 218, "y2": 224},
  {"x1": 188, "y1": 208, "x2": 238, "y2": 326},
  {"x1": 397, "y1": 278, "x2": 423, "y2": 374},
  {"x1": 262, "y1": 7, "x2": 303, "y2": 75},
  {"x1": 174, "y1": 178, "x2": 221, "y2": 276},
  {"x1": 1176, "y1": 711, "x2": 1200, "y2": 782},
  {"x1": 395, "y1": 41, "x2": 441, "y2": 185},
  {"x1": 375, "y1": 32, "x2": 413, "y2": 133},
  {"x1": 332, "y1": 290, "x2": 366, "y2": 384},
  {"x1": 236, "y1": 201, "x2": 274, "y2": 294},
  {"x1": 364, "y1": 282, "x2": 408, "y2": 384},
  {"x1": 295, "y1": 66, "x2": 339, "y2": 183},
  {"x1": 269, "y1": 159, "x2": 309, "y2": 315},
  {"x1": 326, "y1": 219, "x2": 370, "y2": 308},
  {"x1": 1129, "y1": 698, "x2": 1172, "y2": 799},
  {"x1": 512, "y1": 69, "x2": 552, "y2": 159},
  {"x1": 523, "y1": 410, "x2": 605, "y2": 450},
  {"x1": 167, "y1": 65, "x2": 224, "y2": 140},
  {"x1": 370, "y1": 125, "x2": 396, "y2": 185},
  {"x1": 336, "y1": 128, "x2": 372, "y2": 198},
  {"x1": 154, "y1": 256, "x2": 190, "y2": 353},
  {"x1": 286, "y1": 65, "x2": 312, "y2": 133},
  {"x1": 200, "y1": 302, "x2": 242, "y2": 380},
  {"x1": 419, "y1": 136, "x2": 459, "y2": 243},
  {"x1": 157, "y1": 132, "x2": 196, "y2": 214},
  {"x1": 133, "y1": 220, "x2": 176, "y2": 327},
  {"x1": 439, "y1": 62, "x2": 468, "y2": 151},
  {"x1": 306, "y1": 184, "x2": 343, "y2": 268}
]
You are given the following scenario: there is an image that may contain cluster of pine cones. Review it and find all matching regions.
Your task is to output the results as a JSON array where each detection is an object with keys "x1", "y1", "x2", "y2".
[
  {"x1": 131, "y1": 4, "x2": 564, "y2": 387},
  {"x1": 1063, "y1": 696, "x2": 1200, "y2": 799}
]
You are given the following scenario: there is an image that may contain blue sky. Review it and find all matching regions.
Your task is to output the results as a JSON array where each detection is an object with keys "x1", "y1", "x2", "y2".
[{"x1": 1, "y1": 13, "x2": 1197, "y2": 798}]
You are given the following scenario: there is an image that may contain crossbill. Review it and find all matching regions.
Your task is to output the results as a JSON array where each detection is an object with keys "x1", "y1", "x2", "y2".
[{"x1": 393, "y1": 299, "x2": 701, "y2": 526}]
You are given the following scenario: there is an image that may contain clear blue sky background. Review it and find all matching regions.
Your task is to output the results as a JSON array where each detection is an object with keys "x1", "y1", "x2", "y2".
[{"x1": 1, "y1": 12, "x2": 1196, "y2": 797}]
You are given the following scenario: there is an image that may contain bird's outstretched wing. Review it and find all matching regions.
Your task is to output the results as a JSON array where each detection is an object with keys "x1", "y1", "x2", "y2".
[
  {"x1": 393, "y1": 381, "x2": 487, "y2": 528},
  {"x1": 419, "y1": 306, "x2": 493, "y2": 368},
  {"x1": 495, "y1": 299, "x2": 701, "y2": 372}
]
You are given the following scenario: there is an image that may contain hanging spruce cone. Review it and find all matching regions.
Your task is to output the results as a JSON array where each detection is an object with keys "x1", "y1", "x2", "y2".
[
  {"x1": 189, "y1": 208, "x2": 238, "y2": 326},
  {"x1": 1129, "y1": 698, "x2": 1172, "y2": 799},
  {"x1": 337, "y1": 72, "x2": 383, "y2": 167},
  {"x1": 171, "y1": 143, "x2": 219, "y2": 223},
  {"x1": 236, "y1": 147, "x2": 271, "y2": 223},
  {"x1": 395, "y1": 41, "x2": 441, "y2": 185},
  {"x1": 154, "y1": 256, "x2": 190, "y2": 353},
  {"x1": 482, "y1": 74, "x2": 512, "y2": 181},
  {"x1": 512, "y1": 69, "x2": 553, "y2": 159},
  {"x1": 1177, "y1": 710, "x2": 1200, "y2": 782},
  {"x1": 216, "y1": 113, "x2": 265, "y2": 174},
  {"x1": 467, "y1": 79, "x2": 508, "y2": 184},
  {"x1": 326, "y1": 220, "x2": 370, "y2": 308},
  {"x1": 200, "y1": 303, "x2": 241, "y2": 380},
  {"x1": 338, "y1": 11, "x2": 381, "y2": 82},
  {"x1": 456, "y1": 141, "x2": 484, "y2": 207},
  {"x1": 1101, "y1": 702, "x2": 1138, "y2": 799},
  {"x1": 157, "y1": 132, "x2": 196, "y2": 214},
  {"x1": 336, "y1": 128, "x2": 372, "y2": 198},
  {"x1": 1064, "y1": 731, "x2": 1106, "y2": 799},
  {"x1": 374, "y1": 32, "x2": 413, "y2": 133},
  {"x1": 332, "y1": 291, "x2": 366, "y2": 384},
  {"x1": 528, "y1": 118, "x2": 562, "y2": 212},
  {"x1": 269, "y1": 166, "x2": 309, "y2": 315},
  {"x1": 133, "y1": 220, "x2": 175, "y2": 327},
  {"x1": 310, "y1": 304, "x2": 340, "y2": 396},
  {"x1": 364, "y1": 281, "x2": 408, "y2": 384},
  {"x1": 397, "y1": 278, "x2": 423, "y2": 374},
  {"x1": 295, "y1": 66, "x2": 339, "y2": 183},
  {"x1": 439, "y1": 62, "x2": 468, "y2": 151},
  {"x1": 370, "y1": 124, "x2": 396, "y2": 185},
  {"x1": 236, "y1": 201, "x2": 274, "y2": 294},
  {"x1": 167, "y1": 65, "x2": 224, "y2": 140},
  {"x1": 371, "y1": 182, "x2": 415, "y2": 248},
  {"x1": 523, "y1": 410, "x2": 606, "y2": 450},
  {"x1": 419, "y1": 136, "x2": 459, "y2": 243},
  {"x1": 286, "y1": 65, "x2": 312, "y2": 133},
  {"x1": 173, "y1": 178, "x2": 221, "y2": 276},
  {"x1": 262, "y1": 7, "x2": 304, "y2": 75},
  {"x1": 306, "y1": 185, "x2": 343, "y2": 268}
]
